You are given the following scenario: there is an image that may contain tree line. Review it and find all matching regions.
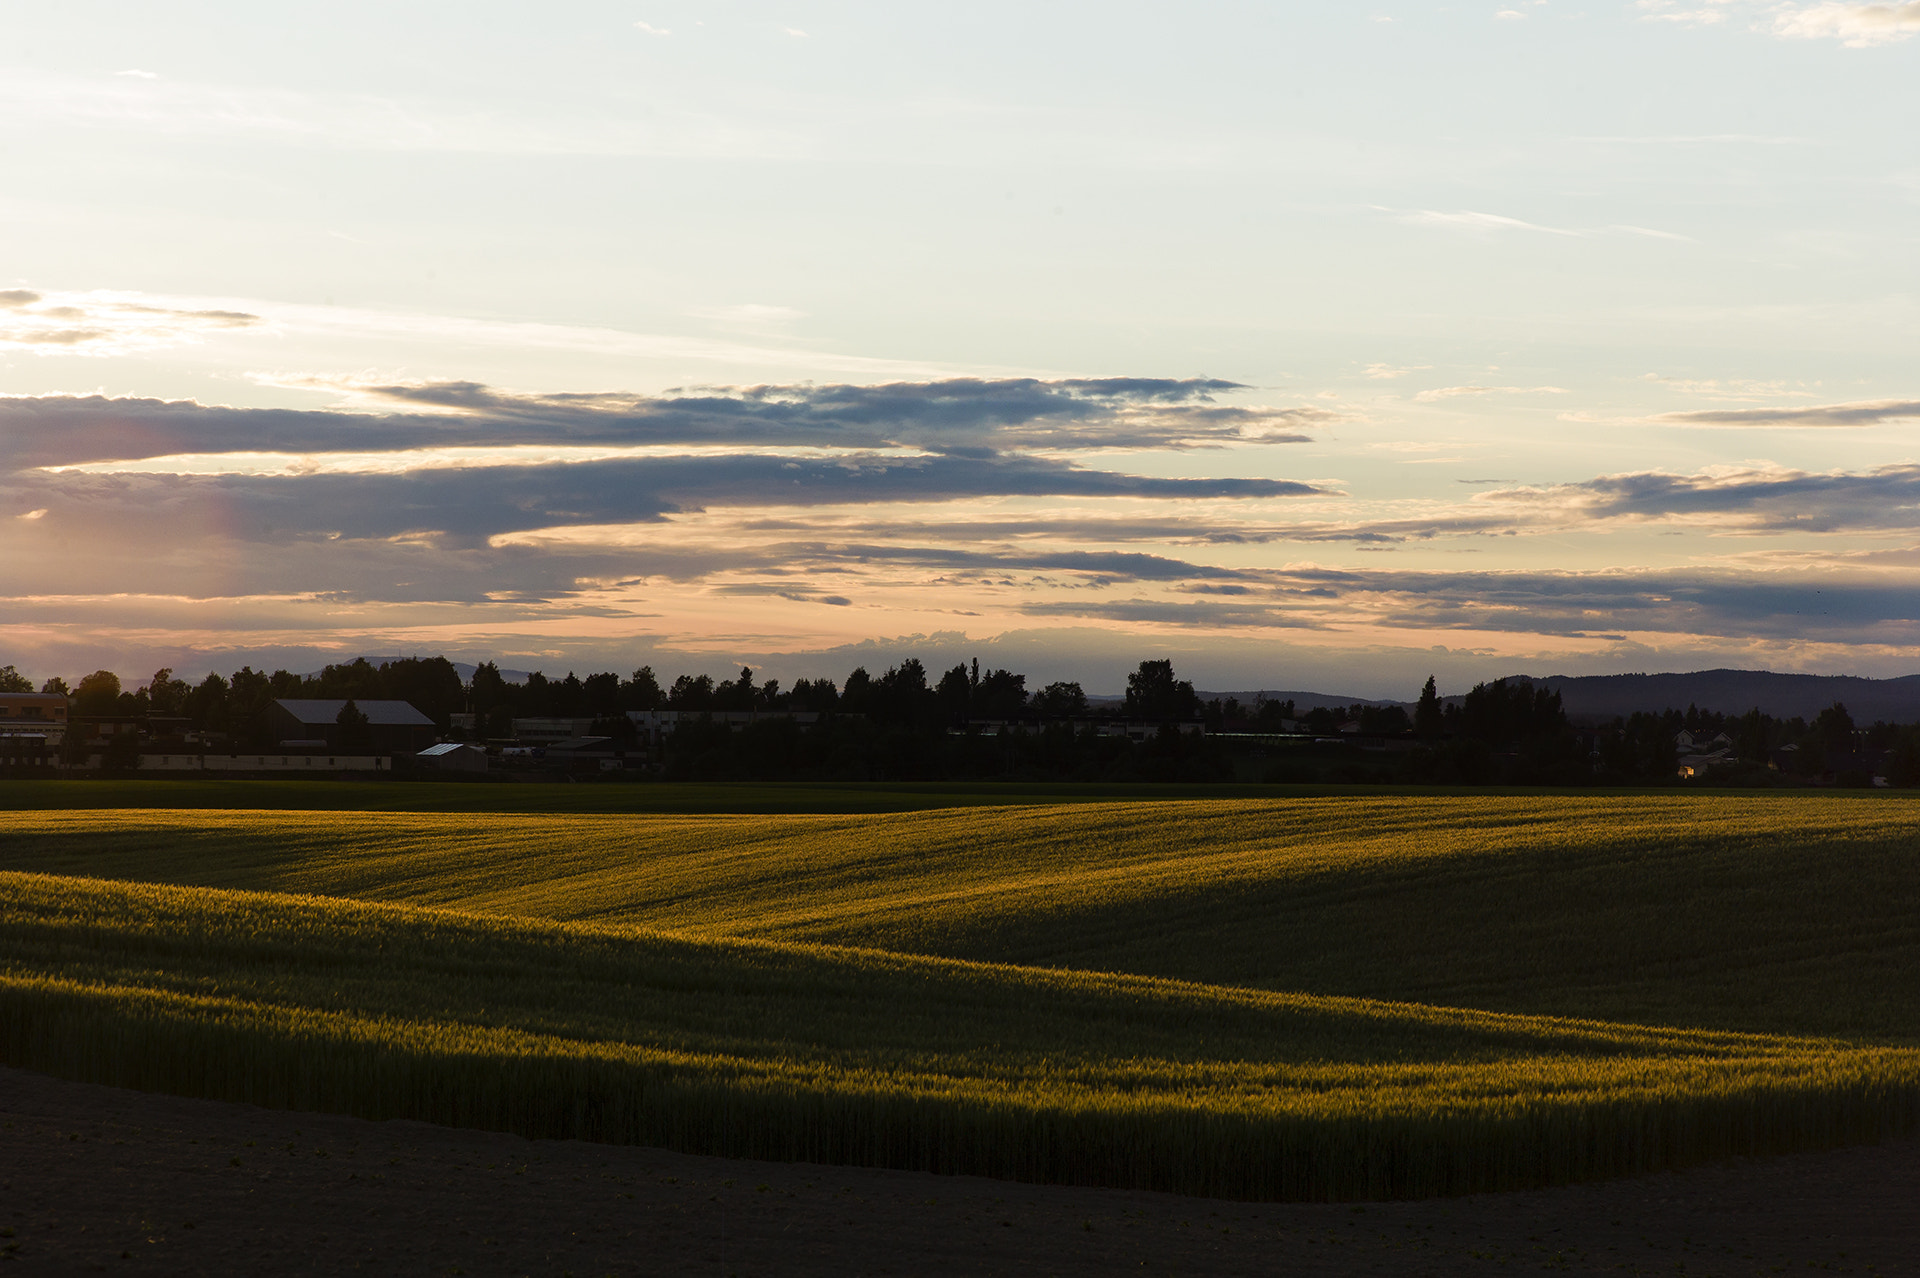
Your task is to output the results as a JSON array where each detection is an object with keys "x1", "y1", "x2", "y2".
[{"x1": 3, "y1": 657, "x2": 1909, "y2": 786}]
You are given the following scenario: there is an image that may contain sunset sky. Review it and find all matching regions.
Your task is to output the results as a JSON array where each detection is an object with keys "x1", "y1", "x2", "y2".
[{"x1": 4, "y1": 1, "x2": 1918, "y2": 695}]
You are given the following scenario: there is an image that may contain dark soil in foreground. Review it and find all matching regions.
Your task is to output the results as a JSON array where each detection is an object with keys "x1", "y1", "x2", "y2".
[{"x1": 1, "y1": 1067, "x2": 1914, "y2": 1277}]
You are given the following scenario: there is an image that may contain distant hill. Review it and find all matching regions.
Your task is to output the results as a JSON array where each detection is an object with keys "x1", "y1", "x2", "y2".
[
  {"x1": 1198, "y1": 671, "x2": 1920, "y2": 724},
  {"x1": 1527, "y1": 670, "x2": 1920, "y2": 724},
  {"x1": 1194, "y1": 690, "x2": 1417, "y2": 712}
]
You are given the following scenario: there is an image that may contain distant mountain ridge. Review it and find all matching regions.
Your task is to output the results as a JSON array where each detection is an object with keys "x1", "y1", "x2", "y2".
[
  {"x1": 1202, "y1": 670, "x2": 1920, "y2": 725},
  {"x1": 1526, "y1": 670, "x2": 1920, "y2": 723}
]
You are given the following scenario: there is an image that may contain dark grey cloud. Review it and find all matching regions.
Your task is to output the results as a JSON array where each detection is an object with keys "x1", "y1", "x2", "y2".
[
  {"x1": 730, "y1": 513, "x2": 1504, "y2": 546},
  {"x1": 1015, "y1": 565, "x2": 1920, "y2": 645},
  {"x1": 1493, "y1": 463, "x2": 1920, "y2": 534},
  {"x1": 1020, "y1": 598, "x2": 1331, "y2": 629},
  {"x1": 0, "y1": 395, "x2": 472, "y2": 470},
  {"x1": 1653, "y1": 399, "x2": 1920, "y2": 428},
  {"x1": 8, "y1": 453, "x2": 1323, "y2": 547},
  {"x1": 0, "y1": 378, "x2": 1330, "y2": 470},
  {"x1": 761, "y1": 543, "x2": 1255, "y2": 583},
  {"x1": 359, "y1": 376, "x2": 1327, "y2": 452}
]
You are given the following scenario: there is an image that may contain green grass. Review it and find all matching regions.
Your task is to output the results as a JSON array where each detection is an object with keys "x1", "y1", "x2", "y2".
[
  {"x1": 6, "y1": 870, "x2": 1914, "y2": 1200},
  {"x1": 3, "y1": 790, "x2": 1918, "y2": 1197}
]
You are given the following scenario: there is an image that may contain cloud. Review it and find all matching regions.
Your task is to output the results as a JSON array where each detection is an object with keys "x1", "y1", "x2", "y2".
[
  {"x1": 1388, "y1": 209, "x2": 1690, "y2": 242},
  {"x1": 1636, "y1": 3, "x2": 1733, "y2": 27},
  {"x1": 1363, "y1": 363, "x2": 1432, "y2": 379},
  {"x1": 6, "y1": 452, "x2": 1325, "y2": 550},
  {"x1": 0, "y1": 291, "x2": 261, "y2": 355},
  {"x1": 1395, "y1": 209, "x2": 1581, "y2": 236},
  {"x1": 0, "y1": 378, "x2": 1333, "y2": 469},
  {"x1": 1652, "y1": 398, "x2": 1920, "y2": 427},
  {"x1": 1478, "y1": 463, "x2": 1920, "y2": 535},
  {"x1": 633, "y1": 21, "x2": 671, "y2": 36},
  {"x1": 1640, "y1": 0, "x2": 1920, "y2": 44},
  {"x1": 346, "y1": 377, "x2": 1338, "y2": 451},
  {"x1": 1774, "y1": 2, "x2": 1920, "y2": 44},
  {"x1": 1413, "y1": 385, "x2": 1570, "y2": 402}
]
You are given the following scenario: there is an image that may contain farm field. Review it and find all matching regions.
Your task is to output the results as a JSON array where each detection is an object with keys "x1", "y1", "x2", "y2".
[
  {"x1": 4, "y1": 787, "x2": 1919, "y2": 1199},
  {"x1": 0, "y1": 777, "x2": 1309, "y2": 815}
]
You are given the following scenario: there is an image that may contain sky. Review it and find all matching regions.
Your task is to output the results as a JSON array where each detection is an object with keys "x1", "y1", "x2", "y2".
[{"x1": 2, "y1": 0, "x2": 1917, "y2": 697}]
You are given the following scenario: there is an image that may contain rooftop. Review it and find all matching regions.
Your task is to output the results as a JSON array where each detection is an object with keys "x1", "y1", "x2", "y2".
[{"x1": 274, "y1": 699, "x2": 434, "y2": 727}]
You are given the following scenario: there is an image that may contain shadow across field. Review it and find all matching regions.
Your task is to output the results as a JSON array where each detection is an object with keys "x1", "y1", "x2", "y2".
[
  {"x1": 5, "y1": 796, "x2": 1918, "y2": 1041},
  {"x1": 6, "y1": 872, "x2": 1913, "y2": 1201}
]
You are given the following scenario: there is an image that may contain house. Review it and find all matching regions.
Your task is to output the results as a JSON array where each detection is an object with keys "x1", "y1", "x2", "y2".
[
  {"x1": 415, "y1": 742, "x2": 489, "y2": 774},
  {"x1": 542, "y1": 735, "x2": 642, "y2": 773},
  {"x1": 625, "y1": 710, "x2": 820, "y2": 747},
  {"x1": 0, "y1": 693, "x2": 69, "y2": 745},
  {"x1": 266, "y1": 699, "x2": 438, "y2": 754},
  {"x1": 1676, "y1": 749, "x2": 1734, "y2": 779},
  {"x1": 510, "y1": 717, "x2": 602, "y2": 745},
  {"x1": 139, "y1": 752, "x2": 391, "y2": 773}
]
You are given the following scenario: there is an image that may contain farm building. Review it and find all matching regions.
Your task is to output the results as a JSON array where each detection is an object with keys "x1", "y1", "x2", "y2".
[
  {"x1": 266, "y1": 699, "x2": 438, "y2": 754},
  {"x1": 415, "y1": 742, "x2": 489, "y2": 773},
  {"x1": 139, "y1": 753, "x2": 392, "y2": 773},
  {"x1": 542, "y1": 735, "x2": 643, "y2": 773}
]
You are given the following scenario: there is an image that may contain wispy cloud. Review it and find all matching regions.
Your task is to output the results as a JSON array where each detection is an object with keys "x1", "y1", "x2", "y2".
[
  {"x1": 1386, "y1": 208, "x2": 1692, "y2": 242},
  {"x1": 1394, "y1": 208, "x2": 1581, "y2": 236},
  {"x1": 0, "y1": 290, "x2": 260, "y2": 355},
  {"x1": 1634, "y1": 0, "x2": 1734, "y2": 28},
  {"x1": 1652, "y1": 398, "x2": 1920, "y2": 427},
  {"x1": 1638, "y1": 0, "x2": 1920, "y2": 45},
  {"x1": 1413, "y1": 384, "x2": 1569, "y2": 402},
  {"x1": 633, "y1": 21, "x2": 671, "y2": 36},
  {"x1": 1774, "y1": 2, "x2": 1920, "y2": 45}
]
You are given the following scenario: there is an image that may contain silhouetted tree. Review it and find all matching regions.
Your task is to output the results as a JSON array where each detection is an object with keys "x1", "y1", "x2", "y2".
[
  {"x1": 146, "y1": 668, "x2": 190, "y2": 715},
  {"x1": 1031, "y1": 680, "x2": 1088, "y2": 718},
  {"x1": 335, "y1": 699, "x2": 372, "y2": 753},
  {"x1": 621, "y1": 665, "x2": 664, "y2": 711},
  {"x1": 1415, "y1": 675, "x2": 1443, "y2": 737},
  {"x1": 73, "y1": 670, "x2": 123, "y2": 716},
  {"x1": 974, "y1": 669, "x2": 1028, "y2": 718},
  {"x1": 1124, "y1": 660, "x2": 1198, "y2": 721}
]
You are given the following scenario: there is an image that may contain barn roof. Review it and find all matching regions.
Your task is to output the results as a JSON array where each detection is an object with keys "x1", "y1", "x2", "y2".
[{"x1": 274, "y1": 699, "x2": 434, "y2": 726}]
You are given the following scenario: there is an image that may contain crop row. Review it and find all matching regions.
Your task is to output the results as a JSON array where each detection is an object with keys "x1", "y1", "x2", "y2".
[
  {"x1": 5, "y1": 794, "x2": 1918, "y2": 1038},
  {"x1": 4, "y1": 870, "x2": 1917, "y2": 1200}
]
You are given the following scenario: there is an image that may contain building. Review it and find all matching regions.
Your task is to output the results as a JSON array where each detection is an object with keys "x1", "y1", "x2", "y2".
[
  {"x1": 414, "y1": 742, "x2": 489, "y2": 774},
  {"x1": 624, "y1": 709, "x2": 819, "y2": 746},
  {"x1": 266, "y1": 699, "x2": 438, "y2": 754},
  {"x1": 138, "y1": 752, "x2": 393, "y2": 774},
  {"x1": 0, "y1": 692, "x2": 70, "y2": 745},
  {"x1": 509, "y1": 717, "x2": 602, "y2": 745},
  {"x1": 542, "y1": 736, "x2": 643, "y2": 773}
]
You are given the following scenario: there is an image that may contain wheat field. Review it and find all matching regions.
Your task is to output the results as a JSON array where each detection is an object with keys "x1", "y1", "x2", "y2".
[{"x1": 3, "y1": 789, "x2": 1918, "y2": 1197}]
